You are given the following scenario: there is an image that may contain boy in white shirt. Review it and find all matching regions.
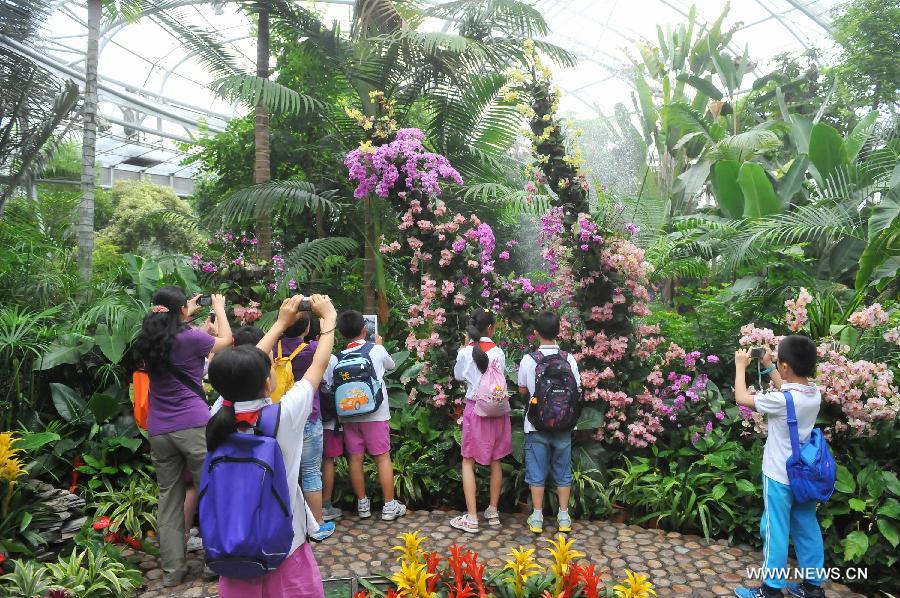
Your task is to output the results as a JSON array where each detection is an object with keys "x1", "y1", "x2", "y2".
[
  {"x1": 517, "y1": 311, "x2": 581, "y2": 534},
  {"x1": 334, "y1": 310, "x2": 405, "y2": 522},
  {"x1": 733, "y1": 336, "x2": 825, "y2": 598}
]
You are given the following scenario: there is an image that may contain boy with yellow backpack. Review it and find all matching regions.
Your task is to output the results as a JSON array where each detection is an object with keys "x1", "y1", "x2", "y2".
[{"x1": 271, "y1": 312, "x2": 336, "y2": 541}]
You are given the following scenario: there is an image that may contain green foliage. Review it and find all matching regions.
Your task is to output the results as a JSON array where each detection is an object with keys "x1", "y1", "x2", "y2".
[
  {"x1": 0, "y1": 559, "x2": 49, "y2": 598},
  {"x1": 42, "y1": 545, "x2": 141, "y2": 597},
  {"x1": 0, "y1": 482, "x2": 59, "y2": 558},
  {"x1": 100, "y1": 181, "x2": 201, "y2": 255},
  {"x1": 88, "y1": 474, "x2": 158, "y2": 539}
]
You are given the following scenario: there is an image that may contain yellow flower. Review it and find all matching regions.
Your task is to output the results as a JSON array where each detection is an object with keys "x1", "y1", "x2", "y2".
[
  {"x1": 504, "y1": 90, "x2": 519, "y2": 102},
  {"x1": 392, "y1": 530, "x2": 426, "y2": 564},
  {"x1": 504, "y1": 547, "x2": 542, "y2": 598},
  {"x1": 391, "y1": 559, "x2": 432, "y2": 597},
  {"x1": 545, "y1": 534, "x2": 585, "y2": 594},
  {"x1": 613, "y1": 570, "x2": 657, "y2": 598},
  {"x1": 0, "y1": 432, "x2": 25, "y2": 484}
]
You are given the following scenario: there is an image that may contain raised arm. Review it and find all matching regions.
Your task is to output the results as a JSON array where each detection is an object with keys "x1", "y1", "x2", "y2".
[
  {"x1": 207, "y1": 294, "x2": 233, "y2": 352},
  {"x1": 734, "y1": 348, "x2": 757, "y2": 409},
  {"x1": 302, "y1": 295, "x2": 338, "y2": 389},
  {"x1": 762, "y1": 347, "x2": 783, "y2": 389},
  {"x1": 256, "y1": 296, "x2": 303, "y2": 355}
]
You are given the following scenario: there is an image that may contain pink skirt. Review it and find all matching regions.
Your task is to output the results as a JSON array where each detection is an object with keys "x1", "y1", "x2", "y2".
[
  {"x1": 461, "y1": 400, "x2": 511, "y2": 466},
  {"x1": 218, "y1": 543, "x2": 323, "y2": 598}
]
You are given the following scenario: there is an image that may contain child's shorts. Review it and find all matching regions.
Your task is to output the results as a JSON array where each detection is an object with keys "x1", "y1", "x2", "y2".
[
  {"x1": 300, "y1": 419, "x2": 323, "y2": 492},
  {"x1": 524, "y1": 430, "x2": 573, "y2": 487},
  {"x1": 461, "y1": 400, "x2": 511, "y2": 466},
  {"x1": 323, "y1": 427, "x2": 344, "y2": 458},
  {"x1": 218, "y1": 543, "x2": 323, "y2": 597},
  {"x1": 342, "y1": 420, "x2": 391, "y2": 456}
]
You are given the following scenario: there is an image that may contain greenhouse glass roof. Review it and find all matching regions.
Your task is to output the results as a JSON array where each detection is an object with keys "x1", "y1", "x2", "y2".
[{"x1": 23, "y1": 0, "x2": 840, "y2": 178}]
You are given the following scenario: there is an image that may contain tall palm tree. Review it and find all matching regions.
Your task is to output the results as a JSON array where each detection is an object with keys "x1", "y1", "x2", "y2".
[
  {"x1": 254, "y1": 2, "x2": 273, "y2": 261},
  {"x1": 77, "y1": 0, "x2": 101, "y2": 281}
]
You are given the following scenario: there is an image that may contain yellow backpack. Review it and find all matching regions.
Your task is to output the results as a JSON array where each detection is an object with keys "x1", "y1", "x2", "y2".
[{"x1": 271, "y1": 340, "x2": 307, "y2": 403}]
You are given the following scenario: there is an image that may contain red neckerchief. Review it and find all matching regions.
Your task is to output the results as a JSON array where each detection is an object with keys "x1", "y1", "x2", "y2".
[
  {"x1": 467, "y1": 340, "x2": 496, "y2": 352},
  {"x1": 347, "y1": 340, "x2": 366, "y2": 349},
  {"x1": 235, "y1": 411, "x2": 260, "y2": 427}
]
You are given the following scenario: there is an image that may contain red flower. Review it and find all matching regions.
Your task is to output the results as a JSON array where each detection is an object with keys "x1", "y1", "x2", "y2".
[
  {"x1": 579, "y1": 564, "x2": 607, "y2": 598},
  {"x1": 103, "y1": 531, "x2": 123, "y2": 544},
  {"x1": 352, "y1": 592, "x2": 370, "y2": 598},
  {"x1": 92, "y1": 516, "x2": 111, "y2": 531},
  {"x1": 0, "y1": 553, "x2": 6, "y2": 565},
  {"x1": 125, "y1": 536, "x2": 142, "y2": 550}
]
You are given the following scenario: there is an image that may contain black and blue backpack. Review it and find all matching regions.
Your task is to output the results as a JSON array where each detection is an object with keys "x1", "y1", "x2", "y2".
[{"x1": 332, "y1": 343, "x2": 383, "y2": 419}]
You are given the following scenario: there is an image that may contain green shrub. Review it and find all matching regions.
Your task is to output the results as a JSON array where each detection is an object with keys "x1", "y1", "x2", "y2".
[
  {"x1": 100, "y1": 180, "x2": 200, "y2": 255},
  {"x1": 87, "y1": 474, "x2": 158, "y2": 539},
  {"x1": 43, "y1": 546, "x2": 141, "y2": 597},
  {"x1": 0, "y1": 559, "x2": 49, "y2": 598}
]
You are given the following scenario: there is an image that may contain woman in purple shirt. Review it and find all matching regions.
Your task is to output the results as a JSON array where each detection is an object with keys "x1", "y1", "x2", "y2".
[{"x1": 132, "y1": 286, "x2": 232, "y2": 587}]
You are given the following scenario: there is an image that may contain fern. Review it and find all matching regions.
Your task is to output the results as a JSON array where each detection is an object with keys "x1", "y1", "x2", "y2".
[
  {"x1": 210, "y1": 181, "x2": 341, "y2": 227},
  {"x1": 281, "y1": 237, "x2": 359, "y2": 281},
  {"x1": 211, "y1": 75, "x2": 321, "y2": 115}
]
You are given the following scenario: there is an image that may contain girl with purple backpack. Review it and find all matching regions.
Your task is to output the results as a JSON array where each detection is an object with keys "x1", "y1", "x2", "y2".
[
  {"x1": 204, "y1": 294, "x2": 336, "y2": 598},
  {"x1": 449, "y1": 309, "x2": 511, "y2": 534}
]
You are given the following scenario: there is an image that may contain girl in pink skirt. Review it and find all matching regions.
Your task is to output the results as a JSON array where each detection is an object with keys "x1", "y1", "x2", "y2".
[{"x1": 450, "y1": 309, "x2": 511, "y2": 534}]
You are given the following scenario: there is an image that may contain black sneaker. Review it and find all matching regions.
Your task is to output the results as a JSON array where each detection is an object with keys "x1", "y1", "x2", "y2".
[
  {"x1": 735, "y1": 585, "x2": 784, "y2": 598},
  {"x1": 785, "y1": 582, "x2": 825, "y2": 598}
]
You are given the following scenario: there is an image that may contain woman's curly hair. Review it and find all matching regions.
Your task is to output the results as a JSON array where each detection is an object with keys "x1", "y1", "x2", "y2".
[{"x1": 132, "y1": 285, "x2": 189, "y2": 372}]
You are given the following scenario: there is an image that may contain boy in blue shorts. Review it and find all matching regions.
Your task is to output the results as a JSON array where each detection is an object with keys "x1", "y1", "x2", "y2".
[{"x1": 734, "y1": 336, "x2": 825, "y2": 598}]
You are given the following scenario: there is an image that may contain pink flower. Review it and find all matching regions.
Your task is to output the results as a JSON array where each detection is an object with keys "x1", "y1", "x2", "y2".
[
  {"x1": 498, "y1": 251, "x2": 510, "y2": 260},
  {"x1": 785, "y1": 287, "x2": 812, "y2": 332},
  {"x1": 848, "y1": 303, "x2": 889, "y2": 329}
]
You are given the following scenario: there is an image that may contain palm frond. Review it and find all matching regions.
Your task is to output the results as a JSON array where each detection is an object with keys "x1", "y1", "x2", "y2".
[
  {"x1": 659, "y1": 101, "x2": 716, "y2": 142},
  {"x1": 151, "y1": 9, "x2": 244, "y2": 79},
  {"x1": 282, "y1": 237, "x2": 359, "y2": 281},
  {"x1": 211, "y1": 74, "x2": 321, "y2": 115},
  {"x1": 710, "y1": 129, "x2": 781, "y2": 162},
  {"x1": 210, "y1": 180, "x2": 342, "y2": 227}
]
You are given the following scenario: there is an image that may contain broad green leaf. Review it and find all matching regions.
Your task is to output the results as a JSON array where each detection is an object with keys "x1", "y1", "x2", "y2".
[
  {"x1": 878, "y1": 498, "x2": 900, "y2": 519},
  {"x1": 846, "y1": 111, "x2": 878, "y2": 163},
  {"x1": 884, "y1": 471, "x2": 900, "y2": 496},
  {"x1": 13, "y1": 431, "x2": 61, "y2": 452},
  {"x1": 634, "y1": 74, "x2": 658, "y2": 145},
  {"x1": 19, "y1": 511, "x2": 32, "y2": 533},
  {"x1": 511, "y1": 429, "x2": 525, "y2": 464},
  {"x1": 674, "y1": 160, "x2": 711, "y2": 202},
  {"x1": 735, "y1": 479, "x2": 757, "y2": 493},
  {"x1": 87, "y1": 394, "x2": 121, "y2": 424},
  {"x1": 848, "y1": 497, "x2": 867, "y2": 512},
  {"x1": 808, "y1": 122, "x2": 847, "y2": 186},
  {"x1": 877, "y1": 519, "x2": 899, "y2": 548},
  {"x1": 711, "y1": 483, "x2": 727, "y2": 500},
  {"x1": 777, "y1": 155, "x2": 810, "y2": 206},
  {"x1": 868, "y1": 192, "x2": 900, "y2": 241},
  {"x1": 675, "y1": 74, "x2": 723, "y2": 100},
  {"x1": 34, "y1": 333, "x2": 95, "y2": 370},
  {"x1": 125, "y1": 254, "x2": 161, "y2": 303},
  {"x1": 737, "y1": 162, "x2": 780, "y2": 218},
  {"x1": 835, "y1": 464, "x2": 856, "y2": 493},
  {"x1": 50, "y1": 383, "x2": 92, "y2": 424},
  {"x1": 842, "y1": 531, "x2": 868, "y2": 561},
  {"x1": 711, "y1": 160, "x2": 743, "y2": 218},
  {"x1": 94, "y1": 323, "x2": 127, "y2": 364},
  {"x1": 576, "y1": 406, "x2": 604, "y2": 429}
]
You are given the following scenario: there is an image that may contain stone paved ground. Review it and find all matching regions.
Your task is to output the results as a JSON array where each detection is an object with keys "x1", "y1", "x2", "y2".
[{"x1": 133, "y1": 510, "x2": 867, "y2": 597}]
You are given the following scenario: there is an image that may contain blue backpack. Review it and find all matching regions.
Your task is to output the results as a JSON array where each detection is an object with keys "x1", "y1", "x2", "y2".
[
  {"x1": 784, "y1": 390, "x2": 836, "y2": 503},
  {"x1": 199, "y1": 404, "x2": 294, "y2": 579},
  {"x1": 333, "y1": 343, "x2": 383, "y2": 419}
]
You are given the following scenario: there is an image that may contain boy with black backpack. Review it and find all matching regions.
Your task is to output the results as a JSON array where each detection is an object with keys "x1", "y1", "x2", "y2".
[
  {"x1": 516, "y1": 311, "x2": 582, "y2": 534},
  {"x1": 332, "y1": 310, "x2": 405, "y2": 521}
]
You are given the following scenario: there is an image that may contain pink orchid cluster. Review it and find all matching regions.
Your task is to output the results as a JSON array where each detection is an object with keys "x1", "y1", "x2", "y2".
[
  {"x1": 193, "y1": 230, "x2": 287, "y2": 297},
  {"x1": 816, "y1": 342, "x2": 899, "y2": 438},
  {"x1": 784, "y1": 287, "x2": 813, "y2": 332},
  {"x1": 738, "y1": 324, "x2": 781, "y2": 349},
  {"x1": 233, "y1": 301, "x2": 261, "y2": 325},
  {"x1": 847, "y1": 303, "x2": 889, "y2": 329},
  {"x1": 344, "y1": 128, "x2": 463, "y2": 200}
]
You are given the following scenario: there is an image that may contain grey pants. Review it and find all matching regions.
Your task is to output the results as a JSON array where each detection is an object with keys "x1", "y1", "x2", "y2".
[{"x1": 149, "y1": 427, "x2": 207, "y2": 574}]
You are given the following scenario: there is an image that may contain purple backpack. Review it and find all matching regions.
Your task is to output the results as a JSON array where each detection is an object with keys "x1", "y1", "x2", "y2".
[
  {"x1": 527, "y1": 351, "x2": 581, "y2": 433},
  {"x1": 199, "y1": 404, "x2": 294, "y2": 579}
]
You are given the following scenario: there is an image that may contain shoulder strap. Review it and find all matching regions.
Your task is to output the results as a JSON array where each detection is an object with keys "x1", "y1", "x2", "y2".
[
  {"x1": 783, "y1": 390, "x2": 801, "y2": 460},
  {"x1": 169, "y1": 366, "x2": 206, "y2": 402},
  {"x1": 255, "y1": 403, "x2": 281, "y2": 438},
  {"x1": 358, "y1": 342, "x2": 376, "y2": 358},
  {"x1": 286, "y1": 342, "x2": 307, "y2": 361},
  {"x1": 277, "y1": 340, "x2": 284, "y2": 359}
]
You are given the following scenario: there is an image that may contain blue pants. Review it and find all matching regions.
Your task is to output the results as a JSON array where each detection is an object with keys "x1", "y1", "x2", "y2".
[
  {"x1": 524, "y1": 431, "x2": 572, "y2": 487},
  {"x1": 761, "y1": 475, "x2": 825, "y2": 589}
]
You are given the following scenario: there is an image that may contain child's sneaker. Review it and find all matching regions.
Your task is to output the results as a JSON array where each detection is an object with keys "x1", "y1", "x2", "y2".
[
  {"x1": 310, "y1": 520, "x2": 336, "y2": 542},
  {"x1": 449, "y1": 513, "x2": 479, "y2": 534},
  {"x1": 557, "y1": 510, "x2": 572, "y2": 533},
  {"x1": 484, "y1": 505, "x2": 500, "y2": 526},
  {"x1": 785, "y1": 582, "x2": 825, "y2": 598},
  {"x1": 185, "y1": 535, "x2": 204, "y2": 552},
  {"x1": 322, "y1": 502, "x2": 343, "y2": 522},
  {"x1": 527, "y1": 512, "x2": 543, "y2": 533},
  {"x1": 735, "y1": 586, "x2": 784, "y2": 598},
  {"x1": 357, "y1": 497, "x2": 371, "y2": 519},
  {"x1": 381, "y1": 500, "x2": 407, "y2": 521}
]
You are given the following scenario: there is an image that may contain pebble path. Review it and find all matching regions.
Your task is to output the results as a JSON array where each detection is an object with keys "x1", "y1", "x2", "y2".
[{"x1": 132, "y1": 510, "x2": 867, "y2": 597}]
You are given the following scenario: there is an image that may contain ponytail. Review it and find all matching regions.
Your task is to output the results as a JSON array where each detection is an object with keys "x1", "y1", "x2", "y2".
[
  {"x1": 133, "y1": 285, "x2": 188, "y2": 372},
  {"x1": 206, "y1": 346, "x2": 272, "y2": 451},
  {"x1": 467, "y1": 310, "x2": 496, "y2": 374}
]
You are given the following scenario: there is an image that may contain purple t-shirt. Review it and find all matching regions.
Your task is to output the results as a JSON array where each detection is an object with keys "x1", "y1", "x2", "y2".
[
  {"x1": 148, "y1": 327, "x2": 215, "y2": 436},
  {"x1": 277, "y1": 337, "x2": 320, "y2": 422}
]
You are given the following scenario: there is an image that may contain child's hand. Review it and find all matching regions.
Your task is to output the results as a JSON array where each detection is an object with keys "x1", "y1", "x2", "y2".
[
  {"x1": 734, "y1": 348, "x2": 751, "y2": 370},
  {"x1": 375, "y1": 334, "x2": 383, "y2": 345},
  {"x1": 276, "y1": 296, "x2": 302, "y2": 328},
  {"x1": 761, "y1": 347, "x2": 774, "y2": 368}
]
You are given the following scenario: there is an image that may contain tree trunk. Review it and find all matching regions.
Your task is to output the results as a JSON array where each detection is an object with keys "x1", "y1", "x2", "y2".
[
  {"x1": 254, "y1": 4, "x2": 273, "y2": 260},
  {"x1": 77, "y1": 0, "x2": 101, "y2": 281}
]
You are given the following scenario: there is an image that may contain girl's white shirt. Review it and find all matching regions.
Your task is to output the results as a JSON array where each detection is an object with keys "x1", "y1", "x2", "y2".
[
  {"x1": 209, "y1": 382, "x2": 319, "y2": 554},
  {"x1": 453, "y1": 337, "x2": 506, "y2": 400}
]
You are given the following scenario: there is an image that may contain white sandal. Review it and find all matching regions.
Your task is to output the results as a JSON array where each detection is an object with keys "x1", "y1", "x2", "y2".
[{"x1": 449, "y1": 513, "x2": 479, "y2": 533}]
